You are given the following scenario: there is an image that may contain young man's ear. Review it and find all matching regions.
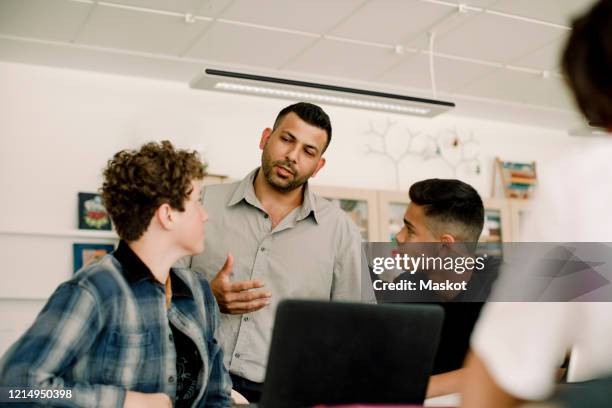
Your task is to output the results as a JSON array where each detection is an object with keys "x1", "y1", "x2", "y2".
[
  {"x1": 157, "y1": 203, "x2": 174, "y2": 230},
  {"x1": 310, "y1": 157, "x2": 326, "y2": 178},
  {"x1": 437, "y1": 234, "x2": 456, "y2": 258},
  {"x1": 440, "y1": 234, "x2": 456, "y2": 244},
  {"x1": 259, "y1": 128, "x2": 273, "y2": 150}
]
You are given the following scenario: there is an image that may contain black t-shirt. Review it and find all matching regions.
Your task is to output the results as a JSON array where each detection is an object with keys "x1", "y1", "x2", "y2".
[
  {"x1": 390, "y1": 257, "x2": 501, "y2": 375},
  {"x1": 429, "y1": 302, "x2": 483, "y2": 374},
  {"x1": 170, "y1": 323, "x2": 202, "y2": 408}
]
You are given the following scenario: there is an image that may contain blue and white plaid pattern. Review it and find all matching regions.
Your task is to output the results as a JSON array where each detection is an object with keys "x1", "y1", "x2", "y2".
[{"x1": 0, "y1": 244, "x2": 232, "y2": 407}]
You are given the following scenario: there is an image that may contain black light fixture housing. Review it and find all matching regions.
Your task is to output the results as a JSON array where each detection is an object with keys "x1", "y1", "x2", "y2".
[{"x1": 190, "y1": 68, "x2": 455, "y2": 117}]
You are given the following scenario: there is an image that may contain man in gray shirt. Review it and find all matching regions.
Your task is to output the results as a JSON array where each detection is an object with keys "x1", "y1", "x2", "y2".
[{"x1": 186, "y1": 102, "x2": 363, "y2": 402}]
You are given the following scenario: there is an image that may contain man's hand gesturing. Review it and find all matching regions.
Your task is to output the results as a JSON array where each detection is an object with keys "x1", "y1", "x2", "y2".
[{"x1": 210, "y1": 253, "x2": 272, "y2": 314}]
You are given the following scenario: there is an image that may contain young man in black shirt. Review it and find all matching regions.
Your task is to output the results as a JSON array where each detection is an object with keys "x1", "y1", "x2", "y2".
[{"x1": 391, "y1": 178, "x2": 499, "y2": 398}]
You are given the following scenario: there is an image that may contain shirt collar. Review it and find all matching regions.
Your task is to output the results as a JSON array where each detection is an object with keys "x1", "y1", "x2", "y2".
[
  {"x1": 298, "y1": 182, "x2": 319, "y2": 223},
  {"x1": 228, "y1": 168, "x2": 261, "y2": 209},
  {"x1": 113, "y1": 240, "x2": 192, "y2": 298},
  {"x1": 227, "y1": 167, "x2": 319, "y2": 224}
]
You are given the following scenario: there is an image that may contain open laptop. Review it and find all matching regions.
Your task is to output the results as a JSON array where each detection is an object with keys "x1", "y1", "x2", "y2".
[{"x1": 243, "y1": 299, "x2": 444, "y2": 408}]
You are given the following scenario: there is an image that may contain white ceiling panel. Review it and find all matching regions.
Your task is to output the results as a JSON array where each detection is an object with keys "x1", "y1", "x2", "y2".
[
  {"x1": 378, "y1": 54, "x2": 498, "y2": 93},
  {"x1": 491, "y1": 0, "x2": 596, "y2": 26},
  {"x1": 512, "y1": 34, "x2": 568, "y2": 71},
  {"x1": 459, "y1": 68, "x2": 549, "y2": 105},
  {"x1": 400, "y1": 7, "x2": 492, "y2": 55},
  {"x1": 102, "y1": 0, "x2": 231, "y2": 16},
  {"x1": 375, "y1": 54, "x2": 430, "y2": 91},
  {"x1": 220, "y1": 0, "x2": 364, "y2": 35},
  {"x1": 330, "y1": 0, "x2": 455, "y2": 45},
  {"x1": 0, "y1": 37, "x2": 203, "y2": 82},
  {"x1": 76, "y1": 4, "x2": 209, "y2": 55},
  {"x1": 0, "y1": 0, "x2": 585, "y2": 130},
  {"x1": 524, "y1": 76, "x2": 576, "y2": 111},
  {"x1": 185, "y1": 21, "x2": 316, "y2": 69},
  {"x1": 450, "y1": 94, "x2": 582, "y2": 130},
  {"x1": 0, "y1": 0, "x2": 92, "y2": 42},
  {"x1": 435, "y1": 12, "x2": 565, "y2": 64},
  {"x1": 284, "y1": 38, "x2": 403, "y2": 82}
]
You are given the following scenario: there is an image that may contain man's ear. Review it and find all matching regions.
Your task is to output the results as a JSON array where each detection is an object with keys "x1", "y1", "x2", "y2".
[
  {"x1": 259, "y1": 128, "x2": 273, "y2": 150},
  {"x1": 157, "y1": 203, "x2": 174, "y2": 230},
  {"x1": 311, "y1": 157, "x2": 326, "y2": 178}
]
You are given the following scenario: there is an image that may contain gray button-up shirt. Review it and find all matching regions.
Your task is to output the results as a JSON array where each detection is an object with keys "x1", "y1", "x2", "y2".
[{"x1": 187, "y1": 168, "x2": 363, "y2": 382}]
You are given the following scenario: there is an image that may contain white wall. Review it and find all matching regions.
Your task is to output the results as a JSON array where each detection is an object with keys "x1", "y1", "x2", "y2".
[{"x1": 0, "y1": 61, "x2": 582, "y2": 353}]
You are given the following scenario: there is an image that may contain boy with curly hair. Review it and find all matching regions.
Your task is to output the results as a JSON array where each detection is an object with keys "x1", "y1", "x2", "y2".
[{"x1": 0, "y1": 141, "x2": 232, "y2": 407}]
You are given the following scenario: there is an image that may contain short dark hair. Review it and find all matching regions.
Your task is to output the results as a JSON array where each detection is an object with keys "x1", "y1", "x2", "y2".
[
  {"x1": 561, "y1": 0, "x2": 612, "y2": 127},
  {"x1": 273, "y1": 102, "x2": 332, "y2": 152},
  {"x1": 101, "y1": 141, "x2": 205, "y2": 241},
  {"x1": 409, "y1": 179, "x2": 484, "y2": 242}
]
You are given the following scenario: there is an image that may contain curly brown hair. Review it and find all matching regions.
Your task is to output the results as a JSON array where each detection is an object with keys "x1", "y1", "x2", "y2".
[{"x1": 101, "y1": 140, "x2": 205, "y2": 241}]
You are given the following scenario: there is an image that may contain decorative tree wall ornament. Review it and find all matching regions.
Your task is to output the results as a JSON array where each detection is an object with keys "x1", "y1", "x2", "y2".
[
  {"x1": 364, "y1": 119, "x2": 422, "y2": 190},
  {"x1": 364, "y1": 119, "x2": 481, "y2": 190},
  {"x1": 424, "y1": 127, "x2": 480, "y2": 177}
]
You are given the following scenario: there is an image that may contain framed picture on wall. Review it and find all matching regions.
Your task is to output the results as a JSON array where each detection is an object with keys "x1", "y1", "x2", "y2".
[
  {"x1": 78, "y1": 192, "x2": 112, "y2": 230},
  {"x1": 73, "y1": 243, "x2": 114, "y2": 273}
]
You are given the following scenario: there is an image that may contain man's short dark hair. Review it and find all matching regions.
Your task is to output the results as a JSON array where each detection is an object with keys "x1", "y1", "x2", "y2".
[
  {"x1": 273, "y1": 102, "x2": 332, "y2": 153},
  {"x1": 561, "y1": 0, "x2": 612, "y2": 127},
  {"x1": 409, "y1": 178, "x2": 484, "y2": 242}
]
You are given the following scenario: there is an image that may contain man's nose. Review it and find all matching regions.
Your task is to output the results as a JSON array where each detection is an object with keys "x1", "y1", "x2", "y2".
[{"x1": 285, "y1": 145, "x2": 299, "y2": 163}]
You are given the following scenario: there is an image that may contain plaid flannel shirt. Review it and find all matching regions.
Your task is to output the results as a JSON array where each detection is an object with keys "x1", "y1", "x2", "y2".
[{"x1": 0, "y1": 241, "x2": 232, "y2": 407}]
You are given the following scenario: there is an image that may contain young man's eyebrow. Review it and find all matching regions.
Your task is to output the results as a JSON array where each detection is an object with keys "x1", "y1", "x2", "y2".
[{"x1": 403, "y1": 218, "x2": 415, "y2": 230}]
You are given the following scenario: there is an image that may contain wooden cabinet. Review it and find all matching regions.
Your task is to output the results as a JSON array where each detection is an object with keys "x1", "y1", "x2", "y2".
[
  {"x1": 376, "y1": 191, "x2": 410, "y2": 242},
  {"x1": 203, "y1": 174, "x2": 232, "y2": 185},
  {"x1": 310, "y1": 185, "x2": 379, "y2": 241},
  {"x1": 481, "y1": 198, "x2": 512, "y2": 256},
  {"x1": 509, "y1": 199, "x2": 532, "y2": 241},
  {"x1": 311, "y1": 185, "x2": 519, "y2": 243}
]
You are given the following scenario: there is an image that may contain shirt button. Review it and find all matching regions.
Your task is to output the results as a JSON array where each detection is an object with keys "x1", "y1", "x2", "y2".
[
  {"x1": 235, "y1": 353, "x2": 241, "y2": 358},
  {"x1": 263, "y1": 213, "x2": 269, "y2": 218},
  {"x1": 169, "y1": 376, "x2": 175, "y2": 383},
  {"x1": 260, "y1": 247, "x2": 265, "y2": 252},
  {"x1": 169, "y1": 334, "x2": 173, "y2": 341},
  {"x1": 243, "y1": 317, "x2": 249, "y2": 322}
]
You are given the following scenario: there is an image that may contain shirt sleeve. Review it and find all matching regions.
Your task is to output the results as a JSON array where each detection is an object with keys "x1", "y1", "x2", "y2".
[
  {"x1": 470, "y1": 302, "x2": 574, "y2": 401},
  {"x1": 0, "y1": 282, "x2": 126, "y2": 408},
  {"x1": 199, "y1": 281, "x2": 233, "y2": 407},
  {"x1": 331, "y1": 220, "x2": 373, "y2": 302}
]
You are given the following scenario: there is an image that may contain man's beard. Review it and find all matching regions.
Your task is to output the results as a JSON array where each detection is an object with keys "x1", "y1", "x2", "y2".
[{"x1": 261, "y1": 150, "x2": 312, "y2": 193}]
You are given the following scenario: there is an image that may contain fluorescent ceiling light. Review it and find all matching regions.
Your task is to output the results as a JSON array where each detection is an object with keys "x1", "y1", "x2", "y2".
[{"x1": 190, "y1": 69, "x2": 455, "y2": 117}]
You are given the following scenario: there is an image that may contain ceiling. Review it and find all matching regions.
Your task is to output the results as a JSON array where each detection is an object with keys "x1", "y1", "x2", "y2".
[{"x1": 0, "y1": 0, "x2": 598, "y2": 130}]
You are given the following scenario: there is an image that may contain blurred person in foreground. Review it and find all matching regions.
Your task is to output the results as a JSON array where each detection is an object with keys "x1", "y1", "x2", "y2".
[{"x1": 462, "y1": 1, "x2": 612, "y2": 407}]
